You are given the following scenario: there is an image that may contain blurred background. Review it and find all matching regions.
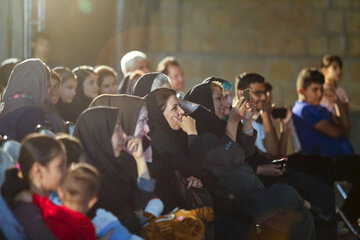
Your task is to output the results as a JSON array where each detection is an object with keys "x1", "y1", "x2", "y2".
[{"x1": 0, "y1": 0, "x2": 359, "y2": 151}]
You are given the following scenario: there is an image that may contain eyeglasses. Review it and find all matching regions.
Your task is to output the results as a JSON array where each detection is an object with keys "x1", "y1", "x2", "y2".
[{"x1": 252, "y1": 90, "x2": 266, "y2": 97}]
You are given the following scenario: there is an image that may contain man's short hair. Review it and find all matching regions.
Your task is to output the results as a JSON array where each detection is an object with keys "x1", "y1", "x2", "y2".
[
  {"x1": 321, "y1": 54, "x2": 343, "y2": 69},
  {"x1": 157, "y1": 57, "x2": 180, "y2": 75},
  {"x1": 236, "y1": 73, "x2": 265, "y2": 90},
  {"x1": 62, "y1": 163, "x2": 100, "y2": 204},
  {"x1": 120, "y1": 51, "x2": 147, "y2": 75},
  {"x1": 296, "y1": 67, "x2": 324, "y2": 91}
]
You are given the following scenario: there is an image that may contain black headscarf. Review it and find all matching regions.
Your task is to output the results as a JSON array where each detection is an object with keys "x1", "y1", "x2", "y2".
[
  {"x1": 89, "y1": 94, "x2": 145, "y2": 136},
  {"x1": 118, "y1": 75, "x2": 131, "y2": 94},
  {"x1": 184, "y1": 82, "x2": 227, "y2": 136},
  {"x1": 74, "y1": 106, "x2": 143, "y2": 232},
  {"x1": 146, "y1": 89, "x2": 188, "y2": 153},
  {"x1": 184, "y1": 82, "x2": 215, "y2": 113},
  {"x1": 68, "y1": 67, "x2": 96, "y2": 122},
  {"x1": 74, "y1": 107, "x2": 136, "y2": 185},
  {"x1": 145, "y1": 89, "x2": 202, "y2": 176},
  {"x1": 132, "y1": 72, "x2": 169, "y2": 97},
  {"x1": 1, "y1": 59, "x2": 49, "y2": 116}
]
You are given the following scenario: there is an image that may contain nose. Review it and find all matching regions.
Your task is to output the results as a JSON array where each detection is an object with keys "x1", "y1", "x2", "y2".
[
  {"x1": 144, "y1": 123, "x2": 150, "y2": 134},
  {"x1": 260, "y1": 93, "x2": 266, "y2": 101},
  {"x1": 178, "y1": 106, "x2": 185, "y2": 116}
]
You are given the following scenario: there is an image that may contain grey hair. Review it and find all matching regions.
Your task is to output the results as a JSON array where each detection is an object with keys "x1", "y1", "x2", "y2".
[
  {"x1": 151, "y1": 73, "x2": 170, "y2": 91},
  {"x1": 120, "y1": 51, "x2": 147, "y2": 75}
]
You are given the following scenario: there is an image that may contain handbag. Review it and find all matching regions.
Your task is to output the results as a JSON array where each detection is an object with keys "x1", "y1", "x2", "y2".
[{"x1": 174, "y1": 170, "x2": 213, "y2": 210}]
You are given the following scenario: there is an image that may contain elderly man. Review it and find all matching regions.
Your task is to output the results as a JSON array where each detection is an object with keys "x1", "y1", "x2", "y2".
[{"x1": 120, "y1": 50, "x2": 150, "y2": 76}]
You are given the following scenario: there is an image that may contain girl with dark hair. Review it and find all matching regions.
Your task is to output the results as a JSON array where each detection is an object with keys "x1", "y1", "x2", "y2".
[
  {"x1": 53, "y1": 67, "x2": 78, "y2": 122},
  {"x1": 74, "y1": 104, "x2": 155, "y2": 235},
  {"x1": 44, "y1": 70, "x2": 65, "y2": 133},
  {"x1": 320, "y1": 54, "x2": 350, "y2": 129},
  {"x1": 0, "y1": 59, "x2": 55, "y2": 141},
  {"x1": 56, "y1": 133, "x2": 84, "y2": 167},
  {"x1": 94, "y1": 65, "x2": 118, "y2": 95},
  {"x1": 2, "y1": 133, "x2": 66, "y2": 240},
  {"x1": 67, "y1": 66, "x2": 98, "y2": 122}
]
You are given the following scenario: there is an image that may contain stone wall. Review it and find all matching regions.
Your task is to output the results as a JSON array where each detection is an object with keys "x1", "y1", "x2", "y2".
[{"x1": 116, "y1": 0, "x2": 360, "y2": 111}]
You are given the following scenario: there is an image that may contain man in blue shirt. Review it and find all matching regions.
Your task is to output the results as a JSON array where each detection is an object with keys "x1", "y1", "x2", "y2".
[{"x1": 292, "y1": 67, "x2": 353, "y2": 159}]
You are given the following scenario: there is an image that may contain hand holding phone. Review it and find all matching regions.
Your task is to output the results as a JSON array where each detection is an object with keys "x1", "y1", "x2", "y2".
[
  {"x1": 271, "y1": 157, "x2": 287, "y2": 169},
  {"x1": 242, "y1": 88, "x2": 251, "y2": 101}
]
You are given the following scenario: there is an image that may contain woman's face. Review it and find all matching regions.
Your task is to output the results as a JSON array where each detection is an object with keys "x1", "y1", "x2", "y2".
[
  {"x1": 61, "y1": 78, "x2": 77, "y2": 103},
  {"x1": 211, "y1": 86, "x2": 226, "y2": 119},
  {"x1": 224, "y1": 88, "x2": 232, "y2": 116},
  {"x1": 83, "y1": 73, "x2": 99, "y2": 99},
  {"x1": 134, "y1": 106, "x2": 150, "y2": 138},
  {"x1": 38, "y1": 153, "x2": 66, "y2": 192},
  {"x1": 100, "y1": 75, "x2": 118, "y2": 94},
  {"x1": 163, "y1": 95, "x2": 185, "y2": 130},
  {"x1": 111, "y1": 124, "x2": 128, "y2": 158},
  {"x1": 47, "y1": 78, "x2": 61, "y2": 105}
]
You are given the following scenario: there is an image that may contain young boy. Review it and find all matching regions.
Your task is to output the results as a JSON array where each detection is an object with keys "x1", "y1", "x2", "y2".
[
  {"x1": 33, "y1": 163, "x2": 99, "y2": 240},
  {"x1": 292, "y1": 67, "x2": 353, "y2": 159}
]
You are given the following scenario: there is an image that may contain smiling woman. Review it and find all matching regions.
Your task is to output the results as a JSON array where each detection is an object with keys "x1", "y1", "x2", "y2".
[{"x1": 94, "y1": 65, "x2": 118, "y2": 95}]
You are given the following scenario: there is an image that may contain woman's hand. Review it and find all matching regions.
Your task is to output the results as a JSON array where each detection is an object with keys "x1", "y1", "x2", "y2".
[
  {"x1": 256, "y1": 164, "x2": 285, "y2": 176},
  {"x1": 244, "y1": 99, "x2": 256, "y2": 121},
  {"x1": 187, "y1": 176, "x2": 203, "y2": 189},
  {"x1": 174, "y1": 115, "x2": 197, "y2": 135},
  {"x1": 229, "y1": 97, "x2": 246, "y2": 122},
  {"x1": 127, "y1": 137, "x2": 145, "y2": 161}
]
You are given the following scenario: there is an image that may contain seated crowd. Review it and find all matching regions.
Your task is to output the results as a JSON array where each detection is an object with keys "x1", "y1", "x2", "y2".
[{"x1": 0, "y1": 50, "x2": 359, "y2": 240}]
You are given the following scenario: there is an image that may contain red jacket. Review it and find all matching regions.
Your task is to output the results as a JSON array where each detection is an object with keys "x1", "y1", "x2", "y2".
[{"x1": 33, "y1": 193, "x2": 96, "y2": 240}]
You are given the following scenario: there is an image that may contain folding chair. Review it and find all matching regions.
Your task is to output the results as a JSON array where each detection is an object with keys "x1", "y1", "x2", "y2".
[{"x1": 288, "y1": 119, "x2": 360, "y2": 237}]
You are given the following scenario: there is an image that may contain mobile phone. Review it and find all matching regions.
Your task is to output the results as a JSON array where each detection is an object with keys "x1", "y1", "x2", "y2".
[
  {"x1": 272, "y1": 107, "x2": 287, "y2": 119},
  {"x1": 242, "y1": 88, "x2": 251, "y2": 101},
  {"x1": 142, "y1": 136, "x2": 151, "y2": 150},
  {"x1": 271, "y1": 158, "x2": 287, "y2": 169}
]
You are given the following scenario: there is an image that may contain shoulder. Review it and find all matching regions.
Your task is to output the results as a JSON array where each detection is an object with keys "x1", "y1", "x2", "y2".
[
  {"x1": 336, "y1": 86, "x2": 349, "y2": 102},
  {"x1": 15, "y1": 106, "x2": 45, "y2": 121}
]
